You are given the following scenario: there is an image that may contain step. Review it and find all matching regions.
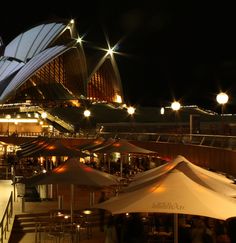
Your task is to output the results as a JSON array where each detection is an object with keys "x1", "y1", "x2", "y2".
[{"x1": 11, "y1": 212, "x2": 52, "y2": 234}]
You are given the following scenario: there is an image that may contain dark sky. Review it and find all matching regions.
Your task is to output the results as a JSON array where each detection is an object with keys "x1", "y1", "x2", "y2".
[{"x1": 1, "y1": 0, "x2": 236, "y2": 113}]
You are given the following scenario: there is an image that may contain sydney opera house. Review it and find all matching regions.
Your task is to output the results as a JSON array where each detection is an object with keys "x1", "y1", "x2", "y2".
[
  {"x1": 0, "y1": 18, "x2": 235, "y2": 138},
  {"x1": 0, "y1": 18, "x2": 130, "y2": 135}
]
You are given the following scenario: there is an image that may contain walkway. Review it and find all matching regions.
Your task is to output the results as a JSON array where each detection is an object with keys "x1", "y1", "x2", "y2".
[{"x1": 0, "y1": 180, "x2": 13, "y2": 218}]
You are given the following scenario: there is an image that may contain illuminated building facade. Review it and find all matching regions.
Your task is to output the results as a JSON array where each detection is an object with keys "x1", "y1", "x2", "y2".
[
  {"x1": 0, "y1": 19, "x2": 124, "y2": 134},
  {"x1": 0, "y1": 19, "x2": 233, "y2": 137}
]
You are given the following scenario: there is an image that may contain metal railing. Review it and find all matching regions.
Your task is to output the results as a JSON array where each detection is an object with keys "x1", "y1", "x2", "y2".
[
  {"x1": 100, "y1": 132, "x2": 236, "y2": 151},
  {"x1": 0, "y1": 191, "x2": 13, "y2": 243},
  {"x1": 0, "y1": 131, "x2": 97, "y2": 139},
  {"x1": 1, "y1": 129, "x2": 236, "y2": 150}
]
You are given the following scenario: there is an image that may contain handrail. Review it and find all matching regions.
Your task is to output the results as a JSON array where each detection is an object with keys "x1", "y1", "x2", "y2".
[
  {"x1": 0, "y1": 191, "x2": 13, "y2": 243},
  {"x1": 0, "y1": 131, "x2": 97, "y2": 139},
  {"x1": 100, "y1": 132, "x2": 236, "y2": 151},
  {"x1": 1, "y1": 130, "x2": 236, "y2": 150}
]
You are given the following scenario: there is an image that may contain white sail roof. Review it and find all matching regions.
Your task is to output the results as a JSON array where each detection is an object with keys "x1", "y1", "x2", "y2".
[
  {"x1": 0, "y1": 44, "x2": 73, "y2": 102},
  {"x1": 0, "y1": 57, "x2": 24, "y2": 81},
  {"x1": 4, "y1": 22, "x2": 67, "y2": 62}
]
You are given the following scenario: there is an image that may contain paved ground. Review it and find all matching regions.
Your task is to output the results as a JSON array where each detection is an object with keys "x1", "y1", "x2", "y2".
[{"x1": 0, "y1": 180, "x2": 13, "y2": 217}]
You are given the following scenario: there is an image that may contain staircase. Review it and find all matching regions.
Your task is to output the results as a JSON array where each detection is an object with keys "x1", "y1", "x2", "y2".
[
  {"x1": 9, "y1": 212, "x2": 51, "y2": 242},
  {"x1": 8, "y1": 210, "x2": 109, "y2": 242},
  {"x1": 19, "y1": 106, "x2": 75, "y2": 133}
]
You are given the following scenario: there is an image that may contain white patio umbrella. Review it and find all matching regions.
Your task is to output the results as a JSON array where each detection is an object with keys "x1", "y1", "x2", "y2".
[
  {"x1": 127, "y1": 155, "x2": 236, "y2": 197},
  {"x1": 93, "y1": 138, "x2": 158, "y2": 154},
  {"x1": 93, "y1": 169, "x2": 236, "y2": 243},
  {"x1": 93, "y1": 139, "x2": 158, "y2": 177},
  {"x1": 133, "y1": 155, "x2": 234, "y2": 184},
  {"x1": 24, "y1": 157, "x2": 121, "y2": 222}
]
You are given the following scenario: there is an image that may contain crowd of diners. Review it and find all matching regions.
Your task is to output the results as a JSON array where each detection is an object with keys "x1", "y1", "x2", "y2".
[{"x1": 98, "y1": 208, "x2": 234, "y2": 243}]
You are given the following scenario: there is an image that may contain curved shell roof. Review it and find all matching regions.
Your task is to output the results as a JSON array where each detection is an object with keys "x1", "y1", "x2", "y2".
[
  {"x1": 4, "y1": 22, "x2": 68, "y2": 62},
  {"x1": 0, "y1": 44, "x2": 74, "y2": 102},
  {"x1": 0, "y1": 57, "x2": 24, "y2": 81},
  {"x1": 0, "y1": 57, "x2": 25, "y2": 96},
  {"x1": 0, "y1": 19, "x2": 124, "y2": 105}
]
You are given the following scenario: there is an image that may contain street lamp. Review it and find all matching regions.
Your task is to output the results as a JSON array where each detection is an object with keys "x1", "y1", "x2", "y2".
[
  {"x1": 127, "y1": 106, "x2": 135, "y2": 115},
  {"x1": 171, "y1": 101, "x2": 181, "y2": 133},
  {"x1": 216, "y1": 92, "x2": 229, "y2": 134},
  {"x1": 83, "y1": 109, "x2": 91, "y2": 118},
  {"x1": 171, "y1": 101, "x2": 181, "y2": 112},
  {"x1": 160, "y1": 107, "x2": 165, "y2": 115},
  {"x1": 216, "y1": 92, "x2": 229, "y2": 115}
]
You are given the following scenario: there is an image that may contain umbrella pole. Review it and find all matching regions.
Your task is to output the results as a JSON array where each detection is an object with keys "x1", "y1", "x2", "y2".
[
  {"x1": 108, "y1": 160, "x2": 110, "y2": 174},
  {"x1": 89, "y1": 192, "x2": 94, "y2": 207},
  {"x1": 120, "y1": 157, "x2": 123, "y2": 178},
  {"x1": 56, "y1": 184, "x2": 59, "y2": 198},
  {"x1": 70, "y1": 184, "x2": 74, "y2": 223},
  {"x1": 174, "y1": 213, "x2": 178, "y2": 243}
]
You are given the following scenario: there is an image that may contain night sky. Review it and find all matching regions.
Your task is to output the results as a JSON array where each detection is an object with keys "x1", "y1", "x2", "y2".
[{"x1": 1, "y1": 1, "x2": 236, "y2": 113}]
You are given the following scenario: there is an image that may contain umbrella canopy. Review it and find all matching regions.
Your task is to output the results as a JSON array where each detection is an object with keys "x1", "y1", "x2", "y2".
[
  {"x1": 133, "y1": 155, "x2": 233, "y2": 183},
  {"x1": 17, "y1": 138, "x2": 86, "y2": 158},
  {"x1": 17, "y1": 137, "x2": 46, "y2": 150},
  {"x1": 92, "y1": 138, "x2": 158, "y2": 177},
  {"x1": 85, "y1": 137, "x2": 115, "y2": 152},
  {"x1": 127, "y1": 155, "x2": 236, "y2": 197},
  {"x1": 80, "y1": 137, "x2": 115, "y2": 153},
  {"x1": 17, "y1": 137, "x2": 50, "y2": 156},
  {"x1": 94, "y1": 169, "x2": 236, "y2": 220},
  {"x1": 24, "y1": 157, "x2": 120, "y2": 187},
  {"x1": 93, "y1": 138, "x2": 158, "y2": 154},
  {"x1": 22, "y1": 157, "x2": 121, "y2": 223},
  {"x1": 76, "y1": 137, "x2": 106, "y2": 150},
  {"x1": 132, "y1": 155, "x2": 181, "y2": 181}
]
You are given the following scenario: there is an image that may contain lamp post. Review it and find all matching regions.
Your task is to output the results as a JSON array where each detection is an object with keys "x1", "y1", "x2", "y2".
[
  {"x1": 216, "y1": 92, "x2": 228, "y2": 115},
  {"x1": 127, "y1": 106, "x2": 135, "y2": 116},
  {"x1": 127, "y1": 106, "x2": 135, "y2": 124},
  {"x1": 83, "y1": 109, "x2": 91, "y2": 138},
  {"x1": 171, "y1": 101, "x2": 181, "y2": 133},
  {"x1": 83, "y1": 109, "x2": 91, "y2": 118},
  {"x1": 160, "y1": 107, "x2": 165, "y2": 115},
  {"x1": 216, "y1": 92, "x2": 229, "y2": 134},
  {"x1": 127, "y1": 105, "x2": 135, "y2": 130}
]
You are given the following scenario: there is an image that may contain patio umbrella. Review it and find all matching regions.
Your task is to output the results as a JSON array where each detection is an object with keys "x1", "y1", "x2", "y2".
[
  {"x1": 16, "y1": 138, "x2": 43, "y2": 150},
  {"x1": 23, "y1": 157, "x2": 121, "y2": 222},
  {"x1": 27, "y1": 157, "x2": 120, "y2": 186},
  {"x1": 131, "y1": 155, "x2": 181, "y2": 181},
  {"x1": 17, "y1": 138, "x2": 86, "y2": 158},
  {"x1": 93, "y1": 169, "x2": 236, "y2": 243},
  {"x1": 133, "y1": 155, "x2": 233, "y2": 184},
  {"x1": 93, "y1": 139, "x2": 158, "y2": 177},
  {"x1": 78, "y1": 137, "x2": 116, "y2": 165},
  {"x1": 126, "y1": 155, "x2": 236, "y2": 197},
  {"x1": 82, "y1": 137, "x2": 115, "y2": 152},
  {"x1": 16, "y1": 137, "x2": 50, "y2": 157},
  {"x1": 76, "y1": 137, "x2": 106, "y2": 150},
  {"x1": 93, "y1": 138, "x2": 158, "y2": 154}
]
